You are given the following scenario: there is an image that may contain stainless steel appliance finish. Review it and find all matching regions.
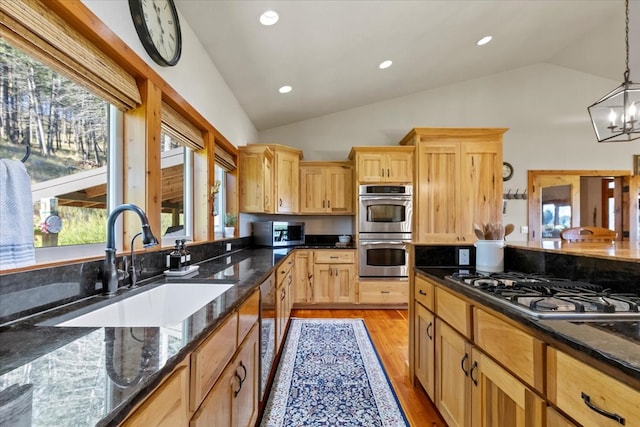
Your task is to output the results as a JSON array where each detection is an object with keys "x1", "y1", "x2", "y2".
[
  {"x1": 358, "y1": 235, "x2": 410, "y2": 278},
  {"x1": 259, "y1": 272, "x2": 276, "y2": 402},
  {"x1": 253, "y1": 221, "x2": 305, "y2": 247},
  {"x1": 445, "y1": 271, "x2": 640, "y2": 320},
  {"x1": 358, "y1": 185, "x2": 413, "y2": 235}
]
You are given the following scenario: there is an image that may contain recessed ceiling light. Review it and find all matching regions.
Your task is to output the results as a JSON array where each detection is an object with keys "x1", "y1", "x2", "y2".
[
  {"x1": 379, "y1": 60, "x2": 393, "y2": 69},
  {"x1": 279, "y1": 85, "x2": 292, "y2": 94},
  {"x1": 260, "y1": 10, "x2": 279, "y2": 26},
  {"x1": 477, "y1": 36, "x2": 493, "y2": 46}
]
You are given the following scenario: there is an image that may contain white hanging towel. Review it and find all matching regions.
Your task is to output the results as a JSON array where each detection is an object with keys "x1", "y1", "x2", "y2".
[{"x1": 0, "y1": 159, "x2": 35, "y2": 269}]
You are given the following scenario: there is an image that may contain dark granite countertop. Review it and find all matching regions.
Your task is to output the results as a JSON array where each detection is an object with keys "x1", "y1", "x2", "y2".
[
  {"x1": 0, "y1": 247, "x2": 290, "y2": 427},
  {"x1": 415, "y1": 267, "x2": 640, "y2": 388}
]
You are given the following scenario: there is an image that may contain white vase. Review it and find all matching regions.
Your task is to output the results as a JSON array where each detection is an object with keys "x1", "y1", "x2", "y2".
[{"x1": 224, "y1": 227, "x2": 235, "y2": 238}]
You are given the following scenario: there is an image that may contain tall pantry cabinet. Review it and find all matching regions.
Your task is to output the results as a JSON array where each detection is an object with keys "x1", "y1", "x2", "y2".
[{"x1": 399, "y1": 128, "x2": 507, "y2": 243}]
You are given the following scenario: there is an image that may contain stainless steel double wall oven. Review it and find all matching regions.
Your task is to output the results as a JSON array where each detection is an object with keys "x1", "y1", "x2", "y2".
[{"x1": 358, "y1": 184, "x2": 413, "y2": 278}]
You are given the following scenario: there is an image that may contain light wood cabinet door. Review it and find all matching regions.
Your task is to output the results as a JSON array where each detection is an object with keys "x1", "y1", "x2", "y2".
[
  {"x1": 122, "y1": 363, "x2": 190, "y2": 427},
  {"x1": 416, "y1": 141, "x2": 461, "y2": 242},
  {"x1": 191, "y1": 324, "x2": 260, "y2": 427},
  {"x1": 435, "y1": 319, "x2": 471, "y2": 427},
  {"x1": 408, "y1": 128, "x2": 506, "y2": 243},
  {"x1": 459, "y1": 140, "x2": 503, "y2": 242},
  {"x1": 386, "y1": 151, "x2": 413, "y2": 183},
  {"x1": 233, "y1": 324, "x2": 260, "y2": 427},
  {"x1": 274, "y1": 149, "x2": 299, "y2": 213},
  {"x1": 299, "y1": 163, "x2": 353, "y2": 214},
  {"x1": 357, "y1": 153, "x2": 386, "y2": 183},
  {"x1": 238, "y1": 146, "x2": 273, "y2": 213},
  {"x1": 299, "y1": 166, "x2": 325, "y2": 213},
  {"x1": 312, "y1": 264, "x2": 332, "y2": 303},
  {"x1": 350, "y1": 147, "x2": 414, "y2": 183},
  {"x1": 414, "y1": 303, "x2": 436, "y2": 400},
  {"x1": 326, "y1": 166, "x2": 353, "y2": 213},
  {"x1": 471, "y1": 350, "x2": 544, "y2": 427},
  {"x1": 293, "y1": 250, "x2": 313, "y2": 303}
]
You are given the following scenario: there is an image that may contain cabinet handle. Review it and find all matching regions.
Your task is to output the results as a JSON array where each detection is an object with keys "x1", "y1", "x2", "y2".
[
  {"x1": 327, "y1": 200, "x2": 331, "y2": 208},
  {"x1": 323, "y1": 200, "x2": 325, "y2": 208},
  {"x1": 462, "y1": 236, "x2": 466, "y2": 241},
  {"x1": 470, "y1": 361, "x2": 478, "y2": 386},
  {"x1": 281, "y1": 290, "x2": 286, "y2": 300},
  {"x1": 381, "y1": 290, "x2": 390, "y2": 294},
  {"x1": 387, "y1": 168, "x2": 390, "y2": 177},
  {"x1": 238, "y1": 361, "x2": 247, "y2": 383},
  {"x1": 330, "y1": 256, "x2": 339, "y2": 259},
  {"x1": 581, "y1": 392, "x2": 626, "y2": 425},
  {"x1": 279, "y1": 198, "x2": 283, "y2": 207},
  {"x1": 460, "y1": 353, "x2": 469, "y2": 376},
  {"x1": 381, "y1": 168, "x2": 384, "y2": 177},
  {"x1": 418, "y1": 289, "x2": 427, "y2": 296},
  {"x1": 426, "y1": 322, "x2": 433, "y2": 340},
  {"x1": 335, "y1": 268, "x2": 339, "y2": 276},
  {"x1": 233, "y1": 372, "x2": 242, "y2": 397}
]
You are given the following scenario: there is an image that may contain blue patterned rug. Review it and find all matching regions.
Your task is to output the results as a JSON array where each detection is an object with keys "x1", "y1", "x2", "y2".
[{"x1": 260, "y1": 318, "x2": 409, "y2": 427}]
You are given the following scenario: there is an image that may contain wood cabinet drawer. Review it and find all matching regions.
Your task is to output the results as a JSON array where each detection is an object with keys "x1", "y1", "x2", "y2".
[
  {"x1": 548, "y1": 347, "x2": 640, "y2": 427},
  {"x1": 122, "y1": 363, "x2": 190, "y2": 426},
  {"x1": 435, "y1": 287, "x2": 472, "y2": 338},
  {"x1": 359, "y1": 281, "x2": 408, "y2": 304},
  {"x1": 314, "y1": 250, "x2": 355, "y2": 264},
  {"x1": 190, "y1": 312, "x2": 238, "y2": 411},
  {"x1": 473, "y1": 308, "x2": 545, "y2": 393},
  {"x1": 276, "y1": 255, "x2": 294, "y2": 285},
  {"x1": 414, "y1": 275, "x2": 434, "y2": 311},
  {"x1": 238, "y1": 290, "x2": 259, "y2": 345}
]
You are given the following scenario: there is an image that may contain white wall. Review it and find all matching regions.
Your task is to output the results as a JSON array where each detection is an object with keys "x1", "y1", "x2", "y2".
[
  {"x1": 258, "y1": 63, "x2": 640, "y2": 240},
  {"x1": 81, "y1": 1, "x2": 258, "y2": 146}
]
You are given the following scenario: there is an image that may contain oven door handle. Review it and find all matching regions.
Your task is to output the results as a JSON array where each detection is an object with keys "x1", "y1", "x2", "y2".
[
  {"x1": 359, "y1": 196, "x2": 411, "y2": 202},
  {"x1": 361, "y1": 241, "x2": 408, "y2": 245}
]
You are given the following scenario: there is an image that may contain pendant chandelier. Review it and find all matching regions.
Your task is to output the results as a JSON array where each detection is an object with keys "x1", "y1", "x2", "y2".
[{"x1": 587, "y1": 0, "x2": 639, "y2": 142}]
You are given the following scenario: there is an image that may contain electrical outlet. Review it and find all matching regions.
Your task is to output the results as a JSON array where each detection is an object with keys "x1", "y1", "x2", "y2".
[
  {"x1": 226, "y1": 256, "x2": 232, "y2": 264},
  {"x1": 459, "y1": 248, "x2": 470, "y2": 265},
  {"x1": 520, "y1": 226, "x2": 529, "y2": 234},
  {"x1": 226, "y1": 243, "x2": 232, "y2": 251}
]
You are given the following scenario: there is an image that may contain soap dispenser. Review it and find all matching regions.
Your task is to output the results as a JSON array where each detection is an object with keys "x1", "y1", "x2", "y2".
[
  {"x1": 180, "y1": 239, "x2": 191, "y2": 268},
  {"x1": 169, "y1": 240, "x2": 182, "y2": 271}
]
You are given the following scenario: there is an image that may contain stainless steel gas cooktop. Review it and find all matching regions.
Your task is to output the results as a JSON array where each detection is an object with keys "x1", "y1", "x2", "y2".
[{"x1": 445, "y1": 271, "x2": 640, "y2": 320}]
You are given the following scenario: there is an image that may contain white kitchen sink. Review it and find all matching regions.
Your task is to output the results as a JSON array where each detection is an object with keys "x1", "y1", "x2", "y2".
[{"x1": 42, "y1": 283, "x2": 233, "y2": 327}]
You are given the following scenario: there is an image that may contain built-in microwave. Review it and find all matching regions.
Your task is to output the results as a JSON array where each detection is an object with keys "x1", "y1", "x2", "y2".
[{"x1": 253, "y1": 221, "x2": 305, "y2": 247}]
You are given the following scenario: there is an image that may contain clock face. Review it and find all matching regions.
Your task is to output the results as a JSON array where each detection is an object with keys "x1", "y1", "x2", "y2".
[
  {"x1": 502, "y1": 162, "x2": 514, "y2": 181},
  {"x1": 129, "y1": 0, "x2": 182, "y2": 66},
  {"x1": 45, "y1": 214, "x2": 63, "y2": 234}
]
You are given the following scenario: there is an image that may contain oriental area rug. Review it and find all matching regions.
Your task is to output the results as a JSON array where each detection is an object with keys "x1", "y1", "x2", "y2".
[{"x1": 260, "y1": 318, "x2": 409, "y2": 427}]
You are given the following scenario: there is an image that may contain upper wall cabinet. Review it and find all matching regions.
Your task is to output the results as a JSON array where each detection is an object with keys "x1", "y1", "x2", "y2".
[
  {"x1": 400, "y1": 128, "x2": 507, "y2": 243},
  {"x1": 299, "y1": 162, "x2": 353, "y2": 214},
  {"x1": 239, "y1": 145, "x2": 274, "y2": 213},
  {"x1": 348, "y1": 146, "x2": 414, "y2": 184},
  {"x1": 239, "y1": 144, "x2": 302, "y2": 214}
]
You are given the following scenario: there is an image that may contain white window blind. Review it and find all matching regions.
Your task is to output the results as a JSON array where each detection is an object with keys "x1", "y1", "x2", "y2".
[
  {"x1": 161, "y1": 102, "x2": 204, "y2": 150},
  {"x1": 0, "y1": 0, "x2": 141, "y2": 111}
]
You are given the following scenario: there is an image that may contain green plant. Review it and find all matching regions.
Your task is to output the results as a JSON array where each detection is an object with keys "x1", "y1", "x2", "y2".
[{"x1": 224, "y1": 212, "x2": 237, "y2": 227}]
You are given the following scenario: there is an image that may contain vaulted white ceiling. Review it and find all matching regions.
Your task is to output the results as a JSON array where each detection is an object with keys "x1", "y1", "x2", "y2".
[{"x1": 175, "y1": 0, "x2": 635, "y2": 131}]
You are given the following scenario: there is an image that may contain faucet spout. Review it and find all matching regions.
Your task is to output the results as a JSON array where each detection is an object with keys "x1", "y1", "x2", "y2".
[{"x1": 103, "y1": 204, "x2": 158, "y2": 295}]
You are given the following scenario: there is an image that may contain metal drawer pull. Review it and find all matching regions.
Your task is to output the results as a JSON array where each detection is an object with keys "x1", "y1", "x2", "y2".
[
  {"x1": 418, "y1": 289, "x2": 427, "y2": 296},
  {"x1": 581, "y1": 392, "x2": 625, "y2": 425},
  {"x1": 426, "y1": 322, "x2": 433, "y2": 340},
  {"x1": 238, "y1": 361, "x2": 247, "y2": 383},
  {"x1": 381, "y1": 290, "x2": 390, "y2": 294},
  {"x1": 461, "y1": 353, "x2": 469, "y2": 376},
  {"x1": 330, "y1": 256, "x2": 339, "y2": 259},
  {"x1": 470, "y1": 361, "x2": 478, "y2": 386},
  {"x1": 233, "y1": 372, "x2": 242, "y2": 397}
]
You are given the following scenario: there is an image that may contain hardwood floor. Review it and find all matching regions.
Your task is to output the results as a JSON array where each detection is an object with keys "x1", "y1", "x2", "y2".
[{"x1": 290, "y1": 309, "x2": 447, "y2": 427}]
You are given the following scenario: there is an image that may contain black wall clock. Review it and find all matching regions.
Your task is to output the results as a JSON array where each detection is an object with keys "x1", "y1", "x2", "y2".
[
  {"x1": 502, "y1": 162, "x2": 514, "y2": 181},
  {"x1": 129, "y1": 0, "x2": 182, "y2": 67}
]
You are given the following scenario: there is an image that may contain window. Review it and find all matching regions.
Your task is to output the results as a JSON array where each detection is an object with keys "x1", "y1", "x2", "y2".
[
  {"x1": 0, "y1": 38, "x2": 120, "y2": 264},
  {"x1": 213, "y1": 145, "x2": 237, "y2": 238}
]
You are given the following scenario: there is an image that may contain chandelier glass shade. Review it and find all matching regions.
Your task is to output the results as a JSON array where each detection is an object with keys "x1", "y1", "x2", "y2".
[{"x1": 587, "y1": 0, "x2": 639, "y2": 142}]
